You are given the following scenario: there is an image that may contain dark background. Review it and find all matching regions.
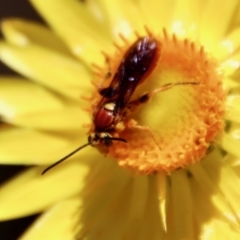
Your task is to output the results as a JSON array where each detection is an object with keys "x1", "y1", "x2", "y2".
[{"x1": 0, "y1": 1, "x2": 45, "y2": 239}]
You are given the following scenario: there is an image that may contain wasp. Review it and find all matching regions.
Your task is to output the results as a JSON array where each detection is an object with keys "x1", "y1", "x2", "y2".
[{"x1": 42, "y1": 36, "x2": 198, "y2": 174}]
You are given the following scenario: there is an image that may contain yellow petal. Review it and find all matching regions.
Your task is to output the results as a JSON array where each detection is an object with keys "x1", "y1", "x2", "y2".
[
  {"x1": 200, "y1": 219, "x2": 240, "y2": 240},
  {"x1": 225, "y1": 106, "x2": 240, "y2": 124},
  {"x1": 221, "y1": 133, "x2": 240, "y2": 159},
  {"x1": 0, "y1": 77, "x2": 65, "y2": 120},
  {"x1": 228, "y1": 123, "x2": 240, "y2": 144},
  {"x1": 0, "y1": 127, "x2": 73, "y2": 164},
  {"x1": 0, "y1": 42, "x2": 92, "y2": 100},
  {"x1": 76, "y1": 161, "x2": 165, "y2": 239},
  {"x1": 0, "y1": 77, "x2": 90, "y2": 130},
  {"x1": 12, "y1": 107, "x2": 89, "y2": 132},
  {"x1": 167, "y1": 170, "x2": 194, "y2": 240},
  {"x1": 218, "y1": 28, "x2": 240, "y2": 61},
  {"x1": 122, "y1": 176, "x2": 149, "y2": 238},
  {"x1": 231, "y1": 65, "x2": 240, "y2": 81},
  {"x1": 1, "y1": 18, "x2": 72, "y2": 56},
  {"x1": 20, "y1": 198, "x2": 81, "y2": 240},
  {"x1": 224, "y1": 154, "x2": 240, "y2": 168},
  {"x1": 190, "y1": 176, "x2": 240, "y2": 239},
  {"x1": 169, "y1": 0, "x2": 203, "y2": 39},
  {"x1": 189, "y1": 161, "x2": 239, "y2": 225},
  {"x1": 0, "y1": 152, "x2": 95, "y2": 220},
  {"x1": 139, "y1": 175, "x2": 165, "y2": 239},
  {"x1": 157, "y1": 173, "x2": 167, "y2": 232},
  {"x1": 30, "y1": 0, "x2": 112, "y2": 66},
  {"x1": 203, "y1": 152, "x2": 240, "y2": 221},
  {"x1": 223, "y1": 76, "x2": 240, "y2": 91},
  {"x1": 199, "y1": 0, "x2": 239, "y2": 51},
  {"x1": 99, "y1": 0, "x2": 145, "y2": 37},
  {"x1": 140, "y1": 0, "x2": 202, "y2": 39},
  {"x1": 138, "y1": 0, "x2": 175, "y2": 30},
  {"x1": 221, "y1": 59, "x2": 240, "y2": 78},
  {"x1": 225, "y1": 89, "x2": 240, "y2": 123}
]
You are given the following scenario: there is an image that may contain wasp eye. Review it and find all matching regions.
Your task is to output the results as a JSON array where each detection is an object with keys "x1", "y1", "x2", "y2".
[
  {"x1": 88, "y1": 133, "x2": 97, "y2": 145},
  {"x1": 104, "y1": 137, "x2": 112, "y2": 147},
  {"x1": 87, "y1": 135, "x2": 92, "y2": 143}
]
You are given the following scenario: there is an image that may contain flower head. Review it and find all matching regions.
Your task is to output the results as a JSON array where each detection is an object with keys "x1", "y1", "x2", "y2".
[{"x1": 0, "y1": 0, "x2": 240, "y2": 239}]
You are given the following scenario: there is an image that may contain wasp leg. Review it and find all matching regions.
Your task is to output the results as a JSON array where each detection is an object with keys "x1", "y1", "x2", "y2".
[
  {"x1": 104, "y1": 56, "x2": 112, "y2": 79},
  {"x1": 98, "y1": 55, "x2": 113, "y2": 96},
  {"x1": 126, "y1": 119, "x2": 161, "y2": 150},
  {"x1": 128, "y1": 81, "x2": 199, "y2": 110}
]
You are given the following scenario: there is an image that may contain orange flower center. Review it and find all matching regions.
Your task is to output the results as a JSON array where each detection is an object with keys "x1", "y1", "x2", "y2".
[{"x1": 88, "y1": 30, "x2": 225, "y2": 174}]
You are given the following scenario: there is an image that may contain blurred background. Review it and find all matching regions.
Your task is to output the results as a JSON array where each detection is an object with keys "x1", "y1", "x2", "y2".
[{"x1": 0, "y1": 0, "x2": 45, "y2": 239}]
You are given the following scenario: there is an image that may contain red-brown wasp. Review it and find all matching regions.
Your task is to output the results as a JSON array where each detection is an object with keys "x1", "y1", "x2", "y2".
[{"x1": 42, "y1": 36, "x2": 198, "y2": 174}]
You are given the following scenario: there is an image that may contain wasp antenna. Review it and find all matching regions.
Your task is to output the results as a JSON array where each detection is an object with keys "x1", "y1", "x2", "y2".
[
  {"x1": 110, "y1": 137, "x2": 128, "y2": 143},
  {"x1": 42, "y1": 143, "x2": 90, "y2": 175},
  {"x1": 174, "y1": 81, "x2": 200, "y2": 86}
]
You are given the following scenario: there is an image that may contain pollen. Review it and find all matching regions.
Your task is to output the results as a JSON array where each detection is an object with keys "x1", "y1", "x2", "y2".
[{"x1": 88, "y1": 29, "x2": 225, "y2": 174}]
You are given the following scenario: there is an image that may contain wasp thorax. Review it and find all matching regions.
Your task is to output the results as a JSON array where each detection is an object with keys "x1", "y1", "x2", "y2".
[{"x1": 104, "y1": 102, "x2": 116, "y2": 112}]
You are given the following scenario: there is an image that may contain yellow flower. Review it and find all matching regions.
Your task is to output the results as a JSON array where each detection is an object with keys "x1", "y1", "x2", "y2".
[{"x1": 0, "y1": 0, "x2": 240, "y2": 239}]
